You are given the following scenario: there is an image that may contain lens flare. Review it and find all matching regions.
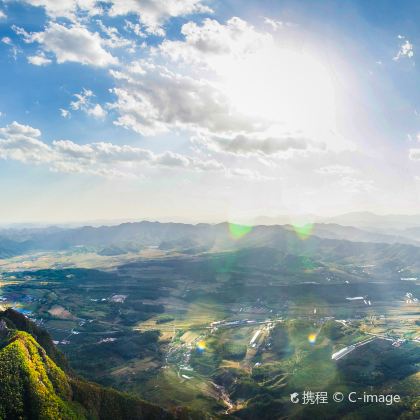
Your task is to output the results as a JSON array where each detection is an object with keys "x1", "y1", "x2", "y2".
[
  {"x1": 228, "y1": 223, "x2": 253, "y2": 240},
  {"x1": 293, "y1": 223, "x2": 314, "y2": 240},
  {"x1": 196, "y1": 340, "x2": 206, "y2": 351},
  {"x1": 308, "y1": 333, "x2": 317, "y2": 345}
]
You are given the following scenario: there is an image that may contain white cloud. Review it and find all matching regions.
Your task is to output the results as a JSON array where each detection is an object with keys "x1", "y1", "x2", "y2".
[
  {"x1": 316, "y1": 165, "x2": 356, "y2": 175},
  {"x1": 22, "y1": 0, "x2": 212, "y2": 35},
  {"x1": 70, "y1": 88, "x2": 94, "y2": 109},
  {"x1": 1, "y1": 122, "x2": 41, "y2": 139},
  {"x1": 0, "y1": 121, "x2": 54, "y2": 163},
  {"x1": 198, "y1": 133, "x2": 319, "y2": 156},
  {"x1": 108, "y1": 0, "x2": 212, "y2": 35},
  {"x1": 1, "y1": 37, "x2": 12, "y2": 45},
  {"x1": 2, "y1": 36, "x2": 20, "y2": 59},
  {"x1": 20, "y1": 0, "x2": 102, "y2": 20},
  {"x1": 159, "y1": 17, "x2": 272, "y2": 67},
  {"x1": 393, "y1": 36, "x2": 414, "y2": 60},
  {"x1": 339, "y1": 176, "x2": 374, "y2": 193},
  {"x1": 0, "y1": 121, "x2": 224, "y2": 177},
  {"x1": 124, "y1": 20, "x2": 147, "y2": 38},
  {"x1": 263, "y1": 17, "x2": 282, "y2": 30},
  {"x1": 87, "y1": 103, "x2": 107, "y2": 119},
  {"x1": 63, "y1": 88, "x2": 107, "y2": 119},
  {"x1": 0, "y1": 10, "x2": 6, "y2": 19},
  {"x1": 27, "y1": 52, "x2": 52, "y2": 66},
  {"x1": 109, "y1": 61, "x2": 261, "y2": 136},
  {"x1": 315, "y1": 164, "x2": 373, "y2": 193},
  {"x1": 60, "y1": 108, "x2": 71, "y2": 118},
  {"x1": 227, "y1": 167, "x2": 275, "y2": 181},
  {"x1": 263, "y1": 17, "x2": 294, "y2": 31},
  {"x1": 16, "y1": 22, "x2": 118, "y2": 67},
  {"x1": 96, "y1": 20, "x2": 135, "y2": 51}
]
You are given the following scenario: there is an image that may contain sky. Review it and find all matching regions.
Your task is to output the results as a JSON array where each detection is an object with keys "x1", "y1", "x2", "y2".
[{"x1": 0, "y1": 0, "x2": 420, "y2": 224}]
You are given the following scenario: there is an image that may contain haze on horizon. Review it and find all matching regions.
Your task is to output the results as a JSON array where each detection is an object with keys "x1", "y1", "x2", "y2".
[{"x1": 1, "y1": 0, "x2": 420, "y2": 223}]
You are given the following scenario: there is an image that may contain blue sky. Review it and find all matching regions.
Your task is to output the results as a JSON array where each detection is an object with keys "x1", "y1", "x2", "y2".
[{"x1": 0, "y1": 0, "x2": 419, "y2": 223}]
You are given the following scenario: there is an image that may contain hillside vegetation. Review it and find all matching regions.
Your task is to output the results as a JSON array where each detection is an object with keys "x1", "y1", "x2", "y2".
[{"x1": 0, "y1": 309, "x2": 194, "y2": 420}]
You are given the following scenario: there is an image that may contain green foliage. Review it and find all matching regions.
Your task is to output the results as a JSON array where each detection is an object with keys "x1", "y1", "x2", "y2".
[
  {"x1": 68, "y1": 330, "x2": 161, "y2": 379},
  {"x1": 322, "y1": 320, "x2": 345, "y2": 340},
  {"x1": 219, "y1": 342, "x2": 247, "y2": 360},
  {"x1": 70, "y1": 378, "x2": 172, "y2": 420},
  {"x1": 0, "y1": 331, "x2": 79, "y2": 419},
  {"x1": 271, "y1": 324, "x2": 293, "y2": 357},
  {"x1": 0, "y1": 308, "x2": 68, "y2": 370},
  {"x1": 156, "y1": 315, "x2": 175, "y2": 324}
]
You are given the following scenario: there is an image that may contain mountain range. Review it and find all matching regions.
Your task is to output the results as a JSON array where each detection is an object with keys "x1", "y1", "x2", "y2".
[{"x1": 1, "y1": 218, "x2": 420, "y2": 265}]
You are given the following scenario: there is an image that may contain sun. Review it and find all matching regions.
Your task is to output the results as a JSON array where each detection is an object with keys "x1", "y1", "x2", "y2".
[{"x1": 221, "y1": 45, "x2": 336, "y2": 137}]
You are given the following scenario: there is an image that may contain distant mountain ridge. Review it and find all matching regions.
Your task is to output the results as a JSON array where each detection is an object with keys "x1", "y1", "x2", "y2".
[
  {"x1": 1, "y1": 219, "x2": 420, "y2": 260},
  {"x1": 309, "y1": 223, "x2": 420, "y2": 246},
  {"x1": 253, "y1": 211, "x2": 420, "y2": 231}
]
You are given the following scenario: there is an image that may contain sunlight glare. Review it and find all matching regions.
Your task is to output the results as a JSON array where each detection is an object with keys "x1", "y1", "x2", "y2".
[{"x1": 222, "y1": 46, "x2": 336, "y2": 135}]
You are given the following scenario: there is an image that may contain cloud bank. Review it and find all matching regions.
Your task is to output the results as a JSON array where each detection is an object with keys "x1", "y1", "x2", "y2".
[{"x1": 0, "y1": 121, "x2": 224, "y2": 177}]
